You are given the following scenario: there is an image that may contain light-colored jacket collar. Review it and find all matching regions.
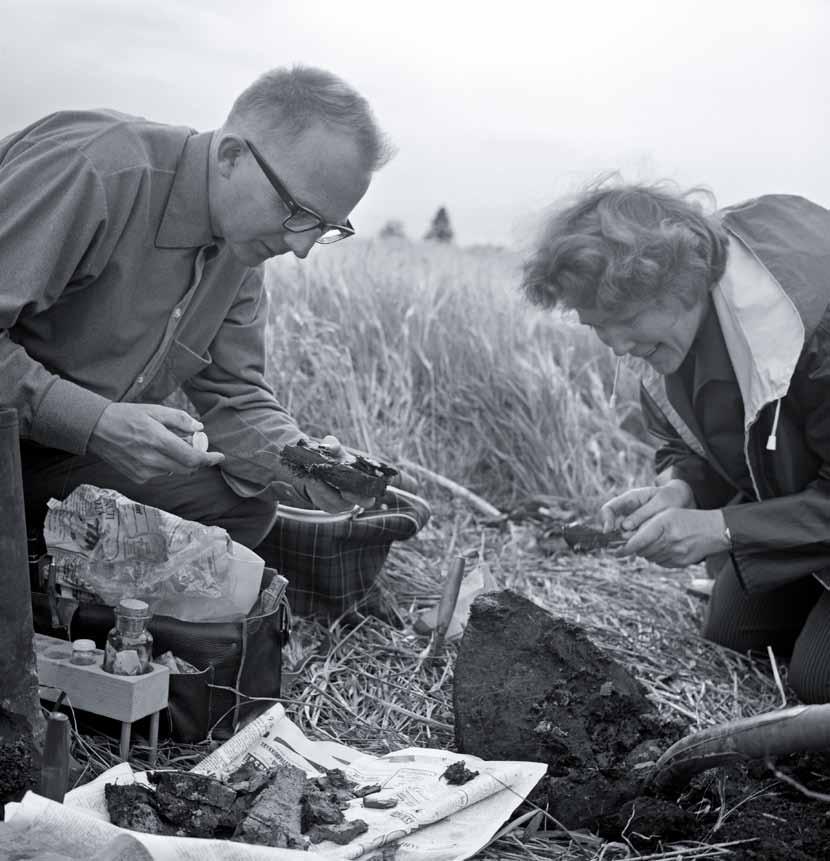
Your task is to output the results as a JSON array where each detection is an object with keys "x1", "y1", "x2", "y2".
[{"x1": 711, "y1": 233, "x2": 803, "y2": 432}]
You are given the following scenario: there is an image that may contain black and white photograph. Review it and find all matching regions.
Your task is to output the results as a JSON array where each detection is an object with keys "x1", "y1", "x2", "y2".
[{"x1": 1, "y1": 2, "x2": 829, "y2": 858}]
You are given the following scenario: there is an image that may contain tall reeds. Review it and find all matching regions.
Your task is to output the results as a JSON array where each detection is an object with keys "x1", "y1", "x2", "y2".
[{"x1": 264, "y1": 239, "x2": 654, "y2": 511}]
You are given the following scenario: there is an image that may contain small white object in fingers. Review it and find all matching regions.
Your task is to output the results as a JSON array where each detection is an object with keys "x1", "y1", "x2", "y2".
[{"x1": 191, "y1": 431, "x2": 209, "y2": 451}]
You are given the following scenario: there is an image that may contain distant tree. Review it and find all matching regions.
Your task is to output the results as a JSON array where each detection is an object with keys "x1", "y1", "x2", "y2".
[
  {"x1": 424, "y1": 206, "x2": 454, "y2": 243},
  {"x1": 378, "y1": 219, "x2": 407, "y2": 240}
]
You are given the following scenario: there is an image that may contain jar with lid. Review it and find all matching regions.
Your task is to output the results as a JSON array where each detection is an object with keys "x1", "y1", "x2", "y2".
[
  {"x1": 71, "y1": 638, "x2": 98, "y2": 666},
  {"x1": 103, "y1": 599, "x2": 153, "y2": 675}
]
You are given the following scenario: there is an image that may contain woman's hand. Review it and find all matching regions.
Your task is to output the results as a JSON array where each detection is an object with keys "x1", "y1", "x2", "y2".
[
  {"x1": 618, "y1": 507, "x2": 730, "y2": 568},
  {"x1": 599, "y1": 479, "x2": 695, "y2": 533}
]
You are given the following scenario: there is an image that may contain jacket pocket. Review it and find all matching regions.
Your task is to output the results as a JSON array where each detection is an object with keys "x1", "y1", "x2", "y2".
[{"x1": 142, "y1": 340, "x2": 212, "y2": 402}]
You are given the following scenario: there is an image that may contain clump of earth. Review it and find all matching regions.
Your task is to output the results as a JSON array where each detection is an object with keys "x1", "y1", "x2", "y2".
[
  {"x1": 454, "y1": 590, "x2": 830, "y2": 860},
  {"x1": 0, "y1": 711, "x2": 37, "y2": 814},
  {"x1": 106, "y1": 765, "x2": 370, "y2": 848}
]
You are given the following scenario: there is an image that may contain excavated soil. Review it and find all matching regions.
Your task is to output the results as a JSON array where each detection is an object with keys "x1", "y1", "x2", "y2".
[{"x1": 454, "y1": 590, "x2": 830, "y2": 858}]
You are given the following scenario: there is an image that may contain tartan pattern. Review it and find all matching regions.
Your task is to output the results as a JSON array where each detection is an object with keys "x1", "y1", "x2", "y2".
[{"x1": 256, "y1": 488, "x2": 431, "y2": 618}]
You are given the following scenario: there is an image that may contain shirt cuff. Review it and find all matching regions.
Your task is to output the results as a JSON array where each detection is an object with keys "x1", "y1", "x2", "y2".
[
  {"x1": 29, "y1": 378, "x2": 112, "y2": 454},
  {"x1": 220, "y1": 470, "x2": 265, "y2": 499}
]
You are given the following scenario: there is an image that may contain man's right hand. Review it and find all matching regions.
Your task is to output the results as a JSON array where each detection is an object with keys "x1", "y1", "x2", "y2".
[
  {"x1": 88, "y1": 403, "x2": 224, "y2": 483},
  {"x1": 599, "y1": 478, "x2": 695, "y2": 534}
]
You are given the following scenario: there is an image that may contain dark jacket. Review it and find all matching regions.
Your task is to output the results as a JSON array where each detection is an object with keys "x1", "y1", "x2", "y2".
[{"x1": 641, "y1": 195, "x2": 830, "y2": 593}]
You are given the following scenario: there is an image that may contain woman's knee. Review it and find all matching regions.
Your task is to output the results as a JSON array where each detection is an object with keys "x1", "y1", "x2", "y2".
[
  {"x1": 702, "y1": 567, "x2": 821, "y2": 656},
  {"x1": 788, "y1": 591, "x2": 830, "y2": 703}
]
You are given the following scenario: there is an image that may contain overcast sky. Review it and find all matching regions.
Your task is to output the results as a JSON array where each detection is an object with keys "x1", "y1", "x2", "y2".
[{"x1": 3, "y1": 0, "x2": 828, "y2": 246}]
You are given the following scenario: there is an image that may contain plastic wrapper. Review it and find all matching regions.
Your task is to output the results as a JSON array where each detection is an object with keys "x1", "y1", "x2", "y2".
[{"x1": 44, "y1": 484, "x2": 263, "y2": 623}]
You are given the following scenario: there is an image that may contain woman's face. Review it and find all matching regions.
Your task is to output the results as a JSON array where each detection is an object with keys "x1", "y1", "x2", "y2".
[{"x1": 576, "y1": 292, "x2": 709, "y2": 375}]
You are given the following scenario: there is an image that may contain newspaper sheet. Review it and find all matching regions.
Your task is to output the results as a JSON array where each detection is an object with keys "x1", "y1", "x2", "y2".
[
  {"x1": 0, "y1": 813, "x2": 152, "y2": 861},
  {"x1": 6, "y1": 703, "x2": 545, "y2": 860}
]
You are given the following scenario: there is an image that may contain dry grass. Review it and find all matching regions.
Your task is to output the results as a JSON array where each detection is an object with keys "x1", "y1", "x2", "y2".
[{"x1": 264, "y1": 239, "x2": 651, "y2": 511}]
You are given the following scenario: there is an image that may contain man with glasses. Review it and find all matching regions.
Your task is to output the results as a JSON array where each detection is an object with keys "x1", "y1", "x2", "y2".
[{"x1": 0, "y1": 65, "x2": 393, "y2": 551}]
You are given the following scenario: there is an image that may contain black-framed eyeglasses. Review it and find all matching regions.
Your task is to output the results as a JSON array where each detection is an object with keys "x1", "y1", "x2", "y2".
[{"x1": 245, "y1": 140, "x2": 355, "y2": 244}]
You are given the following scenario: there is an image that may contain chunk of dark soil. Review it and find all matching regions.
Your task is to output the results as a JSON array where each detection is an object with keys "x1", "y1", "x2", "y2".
[
  {"x1": 234, "y1": 763, "x2": 307, "y2": 848},
  {"x1": 363, "y1": 795, "x2": 398, "y2": 809},
  {"x1": 147, "y1": 771, "x2": 237, "y2": 838},
  {"x1": 150, "y1": 770, "x2": 236, "y2": 809},
  {"x1": 105, "y1": 784, "x2": 175, "y2": 836},
  {"x1": 226, "y1": 762, "x2": 277, "y2": 796},
  {"x1": 454, "y1": 590, "x2": 680, "y2": 828},
  {"x1": 0, "y1": 735, "x2": 36, "y2": 811},
  {"x1": 302, "y1": 788, "x2": 344, "y2": 829},
  {"x1": 281, "y1": 440, "x2": 397, "y2": 499},
  {"x1": 308, "y1": 819, "x2": 369, "y2": 845},
  {"x1": 309, "y1": 768, "x2": 358, "y2": 806},
  {"x1": 353, "y1": 782, "x2": 382, "y2": 798},
  {"x1": 441, "y1": 762, "x2": 479, "y2": 785},
  {"x1": 561, "y1": 523, "x2": 625, "y2": 552}
]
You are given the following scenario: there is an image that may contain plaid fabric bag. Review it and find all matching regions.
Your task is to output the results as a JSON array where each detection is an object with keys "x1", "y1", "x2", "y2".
[{"x1": 256, "y1": 487, "x2": 431, "y2": 619}]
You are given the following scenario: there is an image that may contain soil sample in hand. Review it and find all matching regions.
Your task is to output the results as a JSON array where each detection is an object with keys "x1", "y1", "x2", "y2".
[{"x1": 280, "y1": 440, "x2": 397, "y2": 499}]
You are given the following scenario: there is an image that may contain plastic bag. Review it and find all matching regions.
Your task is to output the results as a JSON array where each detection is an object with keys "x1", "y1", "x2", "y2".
[{"x1": 43, "y1": 484, "x2": 263, "y2": 623}]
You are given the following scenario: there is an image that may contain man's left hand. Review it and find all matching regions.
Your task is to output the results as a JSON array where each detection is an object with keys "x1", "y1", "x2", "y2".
[
  {"x1": 616, "y1": 508, "x2": 730, "y2": 568},
  {"x1": 270, "y1": 434, "x2": 376, "y2": 513}
]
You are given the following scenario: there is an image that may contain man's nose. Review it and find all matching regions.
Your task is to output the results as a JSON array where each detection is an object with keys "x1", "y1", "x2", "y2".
[{"x1": 283, "y1": 230, "x2": 318, "y2": 259}]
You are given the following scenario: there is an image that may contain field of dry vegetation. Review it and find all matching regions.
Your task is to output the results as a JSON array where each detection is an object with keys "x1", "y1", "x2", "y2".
[{"x1": 263, "y1": 238, "x2": 653, "y2": 511}]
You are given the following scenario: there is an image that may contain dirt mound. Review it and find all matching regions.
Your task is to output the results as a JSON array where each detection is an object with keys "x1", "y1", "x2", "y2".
[
  {"x1": 454, "y1": 590, "x2": 830, "y2": 857},
  {"x1": 454, "y1": 589, "x2": 680, "y2": 825}
]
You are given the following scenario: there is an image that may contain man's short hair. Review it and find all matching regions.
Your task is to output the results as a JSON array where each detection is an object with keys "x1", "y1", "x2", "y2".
[
  {"x1": 522, "y1": 179, "x2": 729, "y2": 313},
  {"x1": 227, "y1": 65, "x2": 394, "y2": 173}
]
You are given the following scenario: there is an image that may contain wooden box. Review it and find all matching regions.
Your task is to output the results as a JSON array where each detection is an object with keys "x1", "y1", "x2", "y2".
[{"x1": 35, "y1": 633, "x2": 169, "y2": 723}]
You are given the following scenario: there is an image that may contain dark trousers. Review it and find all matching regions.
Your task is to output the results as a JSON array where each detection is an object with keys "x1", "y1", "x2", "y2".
[
  {"x1": 703, "y1": 552, "x2": 830, "y2": 703},
  {"x1": 21, "y1": 441, "x2": 278, "y2": 552}
]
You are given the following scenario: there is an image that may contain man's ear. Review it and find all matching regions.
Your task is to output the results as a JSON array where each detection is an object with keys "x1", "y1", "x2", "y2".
[{"x1": 216, "y1": 135, "x2": 245, "y2": 179}]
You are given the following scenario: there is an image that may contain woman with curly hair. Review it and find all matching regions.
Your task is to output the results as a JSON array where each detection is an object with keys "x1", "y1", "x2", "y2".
[{"x1": 523, "y1": 182, "x2": 830, "y2": 702}]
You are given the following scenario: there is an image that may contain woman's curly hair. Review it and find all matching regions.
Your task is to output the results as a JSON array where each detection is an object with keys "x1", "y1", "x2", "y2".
[{"x1": 522, "y1": 179, "x2": 729, "y2": 313}]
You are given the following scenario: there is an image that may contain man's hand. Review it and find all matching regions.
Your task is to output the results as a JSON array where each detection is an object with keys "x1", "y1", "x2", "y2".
[
  {"x1": 88, "y1": 403, "x2": 224, "y2": 483},
  {"x1": 616, "y1": 507, "x2": 730, "y2": 568},
  {"x1": 599, "y1": 479, "x2": 696, "y2": 533},
  {"x1": 269, "y1": 434, "x2": 376, "y2": 513}
]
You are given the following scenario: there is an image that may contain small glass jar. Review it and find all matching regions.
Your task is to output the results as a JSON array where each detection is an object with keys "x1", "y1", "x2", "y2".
[
  {"x1": 70, "y1": 638, "x2": 98, "y2": 666},
  {"x1": 103, "y1": 599, "x2": 153, "y2": 676}
]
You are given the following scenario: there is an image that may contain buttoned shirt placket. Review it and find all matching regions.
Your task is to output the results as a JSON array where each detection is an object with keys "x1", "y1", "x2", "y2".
[{"x1": 124, "y1": 244, "x2": 217, "y2": 402}]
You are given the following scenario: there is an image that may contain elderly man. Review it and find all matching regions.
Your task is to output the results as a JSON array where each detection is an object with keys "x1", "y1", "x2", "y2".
[
  {"x1": 0, "y1": 65, "x2": 393, "y2": 551},
  {"x1": 523, "y1": 183, "x2": 830, "y2": 703}
]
